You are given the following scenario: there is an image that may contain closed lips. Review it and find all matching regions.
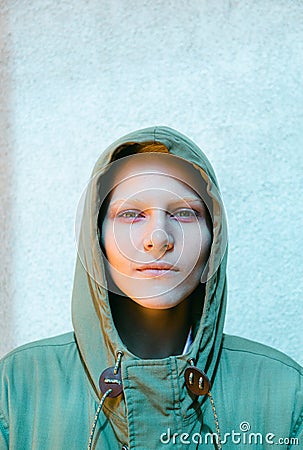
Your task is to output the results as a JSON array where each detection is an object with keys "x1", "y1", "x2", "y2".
[{"x1": 136, "y1": 264, "x2": 178, "y2": 271}]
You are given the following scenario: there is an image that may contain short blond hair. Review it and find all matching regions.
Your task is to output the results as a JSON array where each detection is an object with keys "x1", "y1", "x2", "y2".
[{"x1": 112, "y1": 141, "x2": 169, "y2": 161}]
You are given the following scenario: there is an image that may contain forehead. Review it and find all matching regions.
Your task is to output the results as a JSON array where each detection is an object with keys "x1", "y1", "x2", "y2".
[
  {"x1": 110, "y1": 177, "x2": 201, "y2": 208},
  {"x1": 109, "y1": 153, "x2": 203, "y2": 197}
]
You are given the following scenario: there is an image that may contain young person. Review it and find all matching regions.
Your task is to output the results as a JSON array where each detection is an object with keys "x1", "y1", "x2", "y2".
[{"x1": 0, "y1": 126, "x2": 302, "y2": 449}]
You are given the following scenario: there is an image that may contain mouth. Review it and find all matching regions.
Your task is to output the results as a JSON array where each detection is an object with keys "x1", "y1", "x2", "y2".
[{"x1": 136, "y1": 263, "x2": 178, "y2": 276}]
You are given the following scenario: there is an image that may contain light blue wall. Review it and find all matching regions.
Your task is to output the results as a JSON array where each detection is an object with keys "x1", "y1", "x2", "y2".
[{"x1": 0, "y1": 0, "x2": 302, "y2": 364}]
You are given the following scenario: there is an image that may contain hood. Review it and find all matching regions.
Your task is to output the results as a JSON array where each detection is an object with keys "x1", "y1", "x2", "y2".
[{"x1": 72, "y1": 125, "x2": 228, "y2": 408}]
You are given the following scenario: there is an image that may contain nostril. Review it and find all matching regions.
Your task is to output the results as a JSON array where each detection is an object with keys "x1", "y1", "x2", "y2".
[
  {"x1": 143, "y1": 240, "x2": 154, "y2": 252},
  {"x1": 143, "y1": 228, "x2": 173, "y2": 252}
]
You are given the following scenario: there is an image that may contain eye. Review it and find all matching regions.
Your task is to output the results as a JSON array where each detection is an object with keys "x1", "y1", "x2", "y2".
[
  {"x1": 117, "y1": 210, "x2": 145, "y2": 221},
  {"x1": 171, "y1": 209, "x2": 200, "y2": 221}
]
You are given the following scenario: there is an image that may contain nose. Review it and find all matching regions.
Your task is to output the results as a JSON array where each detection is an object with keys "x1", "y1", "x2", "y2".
[{"x1": 143, "y1": 228, "x2": 174, "y2": 252}]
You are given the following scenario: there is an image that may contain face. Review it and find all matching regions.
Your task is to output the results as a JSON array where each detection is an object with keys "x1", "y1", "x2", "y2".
[{"x1": 101, "y1": 154, "x2": 212, "y2": 309}]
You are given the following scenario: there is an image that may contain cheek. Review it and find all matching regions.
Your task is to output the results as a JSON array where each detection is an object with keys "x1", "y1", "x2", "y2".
[
  {"x1": 198, "y1": 228, "x2": 212, "y2": 267},
  {"x1": 182, "y1": 224, "x2": 212, "y2": 267},
  {"x1": 102, "y1": 221, "x2": 135, "y2": 271}
]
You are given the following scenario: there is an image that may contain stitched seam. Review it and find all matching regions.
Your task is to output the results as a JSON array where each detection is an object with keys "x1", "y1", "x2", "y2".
[
  {"x1": 169, "y1": 358, "x2": 179, "y2": 435},
  {"x1": 125, "y1": 366, "x2": 135, "y2": 450},
  {"x1": 222, "y1": 346, "x2": 303, "y2": 375},
  {"x1": 291, "y1": 409, "x2": 303, "y2": 438},
  {"x1": 1, "y1": 339, "x2": 75, "y2": 360},
  {"x1": 0, "y1": 412, "x2": 9, "y2": 446}
]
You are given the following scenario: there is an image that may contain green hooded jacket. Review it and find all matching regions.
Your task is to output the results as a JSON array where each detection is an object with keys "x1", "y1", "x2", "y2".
[{"x1": 1, "y1": 126, "x2": 302, "y2": 449}]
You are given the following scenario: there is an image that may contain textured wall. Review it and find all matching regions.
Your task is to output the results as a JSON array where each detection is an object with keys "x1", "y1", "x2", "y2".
[{"x1": 0, "y1": 0, "x2": 302, "y2": 364}]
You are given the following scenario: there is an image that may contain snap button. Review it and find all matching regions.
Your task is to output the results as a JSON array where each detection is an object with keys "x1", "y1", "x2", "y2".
[
  {"x1": 184, "y1": 366, "x2": 211, "y2": 395},
  {"x1": 121, "y1": 445, "x2": 129, "y2": 450},
  {"x1": 99, "y1": 366, "x2": 123, "y2": 398}
]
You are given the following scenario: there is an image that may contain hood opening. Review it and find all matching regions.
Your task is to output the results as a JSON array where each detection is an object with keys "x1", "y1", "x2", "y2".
[{"x1": 72, "y1": 125, "x2": 228, "y2": 407}]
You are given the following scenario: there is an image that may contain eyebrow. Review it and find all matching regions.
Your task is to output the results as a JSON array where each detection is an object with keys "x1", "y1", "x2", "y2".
[{"x1": 108, "y1": 197, "x2": 204, "y2": 212}]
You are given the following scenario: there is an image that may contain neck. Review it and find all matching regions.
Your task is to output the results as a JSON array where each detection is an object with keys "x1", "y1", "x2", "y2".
[{"x1": 109, "y1": 288, "x2": 204, "y2": 359}]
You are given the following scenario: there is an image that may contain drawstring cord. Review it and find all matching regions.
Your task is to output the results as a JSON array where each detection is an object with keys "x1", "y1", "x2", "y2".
[
  {"x1": 207, "y1": 391, "x2": 222, "y2": 450},
  {"x1": 87, "y1": 389, "x2": 112, "y2": 450},
  {"x1": 87, "y1": 351, "x2": 123, "y2": 450},
  {"x1": 113, "y1": 350, "x2": 123, "y2": 375},
  {"x1": 188, "y1": 359, "x2": 222, "y2": 450}
]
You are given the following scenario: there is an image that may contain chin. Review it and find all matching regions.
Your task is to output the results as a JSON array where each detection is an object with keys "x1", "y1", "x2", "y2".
[
  {"x1": 130, "y1": 293, "x2": 187, "y2": 310},
  {"x1": 109, "y1": 274, "x2": 200, "y2": 310}
]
